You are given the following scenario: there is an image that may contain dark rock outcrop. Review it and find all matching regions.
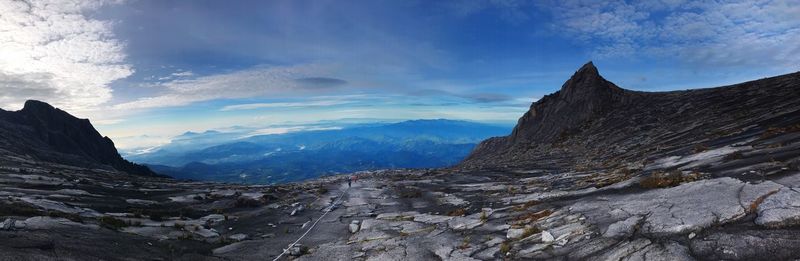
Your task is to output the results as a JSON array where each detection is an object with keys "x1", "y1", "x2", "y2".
[
  {"x1": 0, "y1": 100, "x2": 158, "y2": 176},
  {"x1": 462, "y1": 62, "x2": 800, "y2": 171},
  {"x1": 509, "y1": 62, "x2": 633, "y2": 144}
]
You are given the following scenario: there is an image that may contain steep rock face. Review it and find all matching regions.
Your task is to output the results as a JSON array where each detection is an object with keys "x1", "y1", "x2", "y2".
[
  {"x1": 0, "y1": 100, "x2": 157, "y2": 176},
  {"x1": 509, "y1": 62, "x2": 632, "y2": 144},
  {"x1": 462, "y1": 62, "x2": 800, "y2": 171}
]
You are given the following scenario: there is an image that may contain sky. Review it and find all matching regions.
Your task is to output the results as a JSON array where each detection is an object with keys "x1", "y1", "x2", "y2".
[{"x1": 1, "y1": 0, "x2": 799, "y2": 149}]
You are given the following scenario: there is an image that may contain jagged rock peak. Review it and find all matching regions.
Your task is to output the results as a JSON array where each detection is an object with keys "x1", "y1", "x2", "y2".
[
  {"x1": 2, "y1": 100, "x2": 160, "y2": 177},
  {"x1": 576, "y1": 61, "x2": 598, "y2": 76},
  {"x1": 22, "y1": 100, "x2": 56, "y2": 111},
  {"x1": 559, "y1": 61, "x2": 624, "y2": 102},
  {"x1": 20, "y1": 100, "x2": 77, "y2": 121}
]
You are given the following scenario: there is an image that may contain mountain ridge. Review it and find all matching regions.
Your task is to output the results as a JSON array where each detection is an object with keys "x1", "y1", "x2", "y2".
[
  {"x1": 0, "y1": 100, "x2": 159, "y2": 177},
  {"x1": 131, "y1": 119, "x2": 509, "y2": 183},
  {"x1": 462, "y1": 62, "x2": 800, "y2": 172}
]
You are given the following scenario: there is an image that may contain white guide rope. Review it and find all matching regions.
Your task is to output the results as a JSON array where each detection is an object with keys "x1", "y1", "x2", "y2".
[{"x1": 271, "y1": 185, "x2": 350, "y2": 261}]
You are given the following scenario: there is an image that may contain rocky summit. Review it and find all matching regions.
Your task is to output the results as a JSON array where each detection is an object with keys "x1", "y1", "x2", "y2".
[
  {"x1": 463, "y1": 62, "x2": 800, "y2": 173},
  {"x1": 0, "y1": 100, "x2": 157, "y2": 177},
  {"x1": 2, "y1": 63, "x2": 800, "y2": 261}
]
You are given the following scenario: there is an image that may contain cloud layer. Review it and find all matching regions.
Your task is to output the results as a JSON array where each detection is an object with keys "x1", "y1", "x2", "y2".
[
  {"x1": 0, "y1": 0, "x2": 131, "y2": 111},
  {"x1": 114, "y1": 64, "x2": 347, "y2": 110},
  {"x1": 544, "y1": 0, "x2": 800, "y2": 67}
]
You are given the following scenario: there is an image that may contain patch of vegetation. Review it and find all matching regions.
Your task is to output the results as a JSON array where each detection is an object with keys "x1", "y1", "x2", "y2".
[
  {"x1": 499, "y1": 241, "x2": 511, "y2": 255},
  {"x1": 507, "y1": 186, "x2": 518, "y2": 194},
  {"x1": 585, "y1": 167, "x2": 637, "y2": 188},
  {"x1": 520, "y1": 226, "x2": 541, "y2": 239},
  {"x1": 261, "y1": 193, "x2": 279, "y2": 202},
  {"x1": 147, "y1": 211, "x2": 165, "y2": 221},
  {"x1": 760, "y1": 124, "x2": 800, "y2": 139},
  {"x1": 458, "y1": 236, "x2": 471, "y2": 250},
  {"x1": 447, "y1": 208, "x2": 467, "y2": 217},
  {"x1": 723, "y1": 151, "x2": 744, "y2": 161},
  {"x1": 173, "y1": 222, "x2": 185, "y2": 230},
  {"x1": 639, "y1": 171, "x2": 701, "y2": 189},
  {"x1": 749, "y1": 190, "x2": 780, "y2": 213},
  {"x1": 512, "y1": 200, "x2": 539, "y2": 212},
  {"x1": 480, "y1": 211, "x2": 488, "y2": 222},
  {"x1": 0, "y1": 202, "x2": 43, "y2": 217},
  {"x1": 98, "y1": 216, "x2": 128, "y2": 230},
  {"x1": 128, "y1": 207, "x2": 207, "y2": 221},
  {"x1": 693, "y1": 144, "x2": 709, "y2": 153},
  {"x1": 767, "y1": 142, "x2": 785, "y2": 149},
  {"x1": 47, "y1": 211, "x2": 83, "y2": 223},
  {"x1": 397, "y1": 186, "x2": 422, "y2": 198},
  {"x1": 512, "y1": 209, "x2": 553, "y2": 228},
  {"x1": 234, "y1": 196, "x2": 261, "y2": 208}
]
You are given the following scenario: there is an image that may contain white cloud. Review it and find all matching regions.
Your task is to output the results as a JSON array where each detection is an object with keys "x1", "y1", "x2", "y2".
[
  {"x1": 171, "y1": 71, "x2": 194, "y2": 77},
  {"x1": 544, "y1": 0, "x2": 800, "y2": 68},
  {"x1": 220, "y1": 100, "x2": 351, "y2": 111},
  {"x1": 0, "y1": 0, "x2": 131, "y2": 112},
  {"x1": 114, "y1": 64, "x2": 346, "y2": 110},
  {"x1": 242, "y1": 126, "x2": 342, "y2": 138},
  {"x1": 444, "y1": 0, "x2": 535, "y2": 23}
]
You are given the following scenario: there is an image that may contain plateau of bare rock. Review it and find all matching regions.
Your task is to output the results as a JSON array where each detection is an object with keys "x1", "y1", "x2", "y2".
[{"x1": 2, "y1": 63, "x2": 800, "y2": 261}]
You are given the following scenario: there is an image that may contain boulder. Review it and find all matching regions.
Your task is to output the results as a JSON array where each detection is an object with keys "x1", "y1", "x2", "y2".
[
  {"x1": 541, "y1": 230, "x2": 555, "y2": 242},
  {"x1": 289, "y1": 244, "x2": 308, "y2": 256},
  {"x1": 755, "y1": 187, "x2": 800, "y2": 228},
  {"x1": 507, "y1": 228, "x2": 525, "y2": 239},
  {"x1": 349, "y1": 223, "x2": 360, "y2": 234},
  {"x1": 1, "y1": 218, "x2": 14, "y2": 230},
  {"x1": 228, "y1": 233, "x2": 248, "y2": 241},
  {"x1": 603, "y1": 215, "x2": 642, "y2": 238},
  {"x1": 349, "y1": 220, "x2": 361, "y2": 233}
]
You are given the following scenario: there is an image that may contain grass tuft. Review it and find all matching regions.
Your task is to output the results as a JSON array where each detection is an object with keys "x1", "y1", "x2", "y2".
[
  {"x1": 98, "y1": 216, "x2": 128, "y2": 230},
  {"x1": 447, "y1": 208, "x2": 467, "y2": 217},
  {"x1": 639, "y1": 171, "x2": 701, "y2": 189}
]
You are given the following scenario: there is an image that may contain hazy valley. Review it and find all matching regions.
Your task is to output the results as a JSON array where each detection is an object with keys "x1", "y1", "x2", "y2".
[{"x1": 129, "y1": 120, "x2": 510, "y2": 184}]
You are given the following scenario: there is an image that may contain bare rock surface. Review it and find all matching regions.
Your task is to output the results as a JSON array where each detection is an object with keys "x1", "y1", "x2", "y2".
[
  {"x1": 755, "y1": 187, "x2": 800, "y2": 227},
  {"x1": 3, "y1": 65, "x2": 800, "y2": 260}
]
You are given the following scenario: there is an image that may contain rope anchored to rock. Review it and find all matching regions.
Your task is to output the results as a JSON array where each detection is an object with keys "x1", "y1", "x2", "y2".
[{"x1": 271, "y1": 184, "x2": 350, "y2": 261}]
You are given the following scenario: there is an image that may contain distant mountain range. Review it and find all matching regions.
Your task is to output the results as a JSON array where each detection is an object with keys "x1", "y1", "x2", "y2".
[
  {"x1": 128, "y1": 119, "x2": 511, "y2": 183},
  {"x1": 0, "y1": 100, "x2": 158, "y2": 176}
]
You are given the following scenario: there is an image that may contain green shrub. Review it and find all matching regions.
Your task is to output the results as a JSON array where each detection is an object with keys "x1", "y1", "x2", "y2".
[
  {"x1": 499, "y1": 241, "x2": 511, "y2": 255},
  {"x1": 99, "y1": 216, "x2": 128, "y2": 230},
  {"x1": 521, "y1": 226, "x2": 541, "y2": 238},
  {"x1": 639, "y1": 171, "x2": 700, "y2": 189},
  {"x1": 723, "y1": 151, "x2": 744, "y2": 161},
  {"x1": 693, "y1": 144, "x2": 709, "y2": 153},
  {"x1": 397, "y1": 186, "x2": 422, "y2": 198},
  {"x1": 48, "y1": 211, "x2": 83, "y2": 223},
  {"x1": 0, "y1": 202, "x2": 43, "y2": 217},
  {"x1": 447, "y1": 208, "x2": 467, "y2": 217}
]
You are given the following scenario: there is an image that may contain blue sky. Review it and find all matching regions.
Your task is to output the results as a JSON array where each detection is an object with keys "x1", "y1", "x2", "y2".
[{"x1": 1, "y1": 0, "x2": 799, "y2": 149}]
